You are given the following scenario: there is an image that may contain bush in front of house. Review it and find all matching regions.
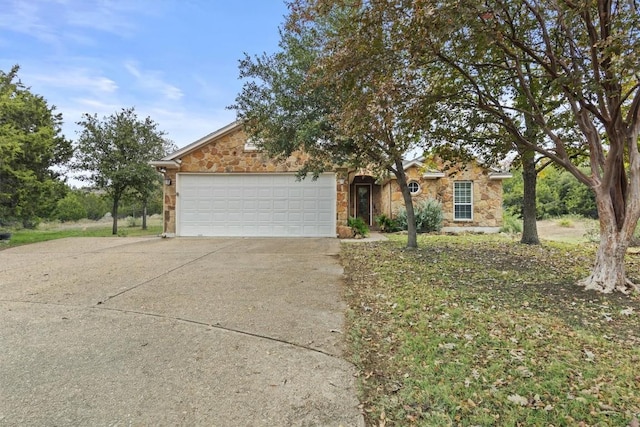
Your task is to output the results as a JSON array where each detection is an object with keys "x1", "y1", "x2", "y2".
[
  {"x1": 375, "y1": 214, "x2": 401, "y2": 233},
  {"x1": 396, "y1": 198, "x2": 444, "y2": 233},
  {"x1": 499, "y1": 211, "x2": 523, "y2": 234},
  {"x1": 348, "y1": 216, "x2": 370, "y2": 238}
]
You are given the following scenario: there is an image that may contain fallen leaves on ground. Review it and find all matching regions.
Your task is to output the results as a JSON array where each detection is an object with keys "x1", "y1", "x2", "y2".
[{"x1": 342, "y1": 234, "x2": 640, "y2": 426}]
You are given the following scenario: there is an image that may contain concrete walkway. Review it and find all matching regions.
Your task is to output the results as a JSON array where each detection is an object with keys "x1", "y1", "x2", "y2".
[{"x1": 0, "y1": 237, "x2": 363, "y2": 426}]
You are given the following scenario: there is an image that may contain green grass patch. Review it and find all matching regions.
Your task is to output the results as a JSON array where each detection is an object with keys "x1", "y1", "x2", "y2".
[
  {"x1": 341, "y1": 234, "x2": 640, "y2": 426},
  {"x1": 557, "y1": 218, "x2": 574, "y2": 227},
  {"x1": 1, "y1": 223, "x2": 162, "y2": 249}
]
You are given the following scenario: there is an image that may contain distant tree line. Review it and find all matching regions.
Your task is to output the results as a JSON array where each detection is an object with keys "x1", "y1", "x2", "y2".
[
  {"x1": 52, "y1": 187, "x2": 164, "y2": 223},
  {"x1": 0, "y1": 65, "x2": 173, "y2": 233},
  {"x1": 504, "y1": 167, "x2": 598, "y2": 220}
]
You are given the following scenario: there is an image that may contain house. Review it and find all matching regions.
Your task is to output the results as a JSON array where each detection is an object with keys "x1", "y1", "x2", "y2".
[{"x1": 151, "y1": 121, "x2": 511, "y2": 237}]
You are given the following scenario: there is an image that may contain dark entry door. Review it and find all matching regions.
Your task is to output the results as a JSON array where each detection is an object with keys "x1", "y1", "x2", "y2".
[{"x1": 355, "y1": 184, "x2": 371, "y2": 225}]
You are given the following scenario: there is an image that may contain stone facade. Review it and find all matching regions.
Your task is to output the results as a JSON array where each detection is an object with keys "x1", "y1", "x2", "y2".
[
  {"x1": 155, "y1": 122, "x2": 508, "y2": 236},
  {"x1": 156, "y1": 124, "x2": 349, "y2": 235},
  {"x1": 351, "y1": 159, "x2": 506, "y2": 230},
  {"x1": 386, "y1": 162, "x2": 504, "y2": 228}
]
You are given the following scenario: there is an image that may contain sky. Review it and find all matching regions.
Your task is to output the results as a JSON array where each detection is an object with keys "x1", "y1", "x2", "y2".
[{"x1": 0, "y1": 0, "x2": 289, "y2": 149}]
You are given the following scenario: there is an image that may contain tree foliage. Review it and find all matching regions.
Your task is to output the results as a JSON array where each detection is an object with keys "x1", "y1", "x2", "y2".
[
  {"x1": 257, "y1": 0, "x2": 640, "y2": 293},
  {"x1": 73, "y1": 108, "x2": 170, "y2": 234},
  {"x1": 0, "y1": 65, "x2": 73, "y2": 227},
  {"x1": 53, "y1": 192, "x2": 87, "y2": 222},
  {"x1": 504, "y1": 167, "x2": 598, "y2": 219},
  {"x1": 233, "y1": 1, "x2": 444, "y2": 248},
  {"x1": 392, "y1": 0, "x2": 640, "y2": 293}
]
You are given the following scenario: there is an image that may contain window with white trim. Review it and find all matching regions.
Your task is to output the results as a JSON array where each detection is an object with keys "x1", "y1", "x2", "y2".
[
  {"x1": 454, "y1": 181, "x2": 473, "y2": 220},
  {"x1": 408, "y1": 180, "x2": 420, "y2": 195}
]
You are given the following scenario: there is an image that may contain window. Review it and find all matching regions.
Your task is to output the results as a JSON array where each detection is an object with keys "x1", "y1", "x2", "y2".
[
  {"x1": 454, "y1": 181, "x2": 473, "y2": 220},
  {"x1": 408, "y1": 180, "x2": 420, "y2": 195}
]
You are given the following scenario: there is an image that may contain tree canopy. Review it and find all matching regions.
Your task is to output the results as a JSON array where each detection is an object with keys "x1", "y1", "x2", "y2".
[
  {"x1": 404, "y1": 0, "x2": 640, "y2": 292},
  {"x1": 279, "y1": 0, "x2": 639, "y2": 293},
  {"x1": 233, "y1": 2, "x2": 446, "y2": 248},
  {"x1": 73, "y1": 107, "x2": 171, "y2": 234},
  {"x1": 0, "y1": 65, "x2": 73, "y2": 227}
]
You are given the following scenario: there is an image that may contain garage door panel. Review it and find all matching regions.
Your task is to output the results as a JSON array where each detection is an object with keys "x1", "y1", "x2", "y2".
[
  {"x1": 257, "y1": 199, "x2": 272, "y2": 209},
  {"x1": 227, "y1": 200, "x2": 242, "y2": 210},
  {"x1": 177, "y1": 174, "x2": 336, "y2": 237},
  {"x1": 288, "y1": 188, "x2": 302, "y2": 197}
]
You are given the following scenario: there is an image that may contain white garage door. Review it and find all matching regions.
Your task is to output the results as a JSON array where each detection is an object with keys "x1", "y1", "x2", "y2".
[{"x1": 177, "y1": 173, "x2": 336, "y2": 237}]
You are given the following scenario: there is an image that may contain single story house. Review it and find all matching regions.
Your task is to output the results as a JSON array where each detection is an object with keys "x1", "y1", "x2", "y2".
[{"x1": 151, "y1": 121, "x2": 511, "y2": 237}]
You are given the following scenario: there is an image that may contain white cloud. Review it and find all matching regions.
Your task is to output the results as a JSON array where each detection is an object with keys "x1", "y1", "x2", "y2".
[
  {"x1": 146, "y1": 107, "x2": 236, "y2": 146},
  {"x1": 124, "y1": 61, "x2": 184, "y2": 101},
  {"x1": 0, "y1": 0, "x2": 155, "y2": 50},
  {"x1": 27, "y1": 68, "x2": 118, "y2": 94},
  {"x1": 65, "y1": 2, "x2": 140, "y2": 36},
  {"x1": 0, "y1": 1, "x2": 59, "y2": 45}
]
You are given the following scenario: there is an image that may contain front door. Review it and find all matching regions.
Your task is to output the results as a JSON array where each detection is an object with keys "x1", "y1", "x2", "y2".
[{"x1": 355, "y1": 184, "x2": 372, "y2": 225}]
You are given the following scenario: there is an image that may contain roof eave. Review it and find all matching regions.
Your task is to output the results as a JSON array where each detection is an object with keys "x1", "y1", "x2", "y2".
[
  {"x1": 150, "y1": 160, "x2": 181, "y2": 170},
  {"x1": 489, "y1": 172, "x2": 513, "y2": 180},
  {"x1": 422, "y1": 172, "x2": 445, "y2": 179}
]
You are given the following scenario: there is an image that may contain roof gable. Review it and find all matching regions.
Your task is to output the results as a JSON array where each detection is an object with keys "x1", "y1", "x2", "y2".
[{"x1": 161, "y1": 121, "x2": 242, "y2": 161}]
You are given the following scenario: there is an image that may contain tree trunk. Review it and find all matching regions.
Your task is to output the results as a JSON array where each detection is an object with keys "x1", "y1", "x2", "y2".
[
  {"x1": 578, "y1": 187, "x2": 640, "y2": 293},
  {"x1": 111, "y1": 197, "x2": 119, "y2": 235},
  {"x1": 142, "y1": 202, "x2": 148, "y2": 230},
  {"x1": 579, "y1": 230, "x2": 632, "y2": 293},
  {"x1": 520, "y1": 148, "x2": 540, "y2": 245},
  {"x1": 394, "y1": 161, "x2": 418, "y2": 249}
]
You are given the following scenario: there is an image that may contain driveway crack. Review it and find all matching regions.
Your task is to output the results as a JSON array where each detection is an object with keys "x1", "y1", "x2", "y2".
[
  {"x1": 96, "y1": 241, "x2": 239, "y2": 306},
  {"x1": 0, "y1": 298, "x2": 344, "y2": 360},
  {"x1": 96, "y1": 305, "x2": 342, "y2": 359}
]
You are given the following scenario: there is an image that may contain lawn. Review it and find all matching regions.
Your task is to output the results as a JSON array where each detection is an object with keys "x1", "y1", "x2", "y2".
[
  {"x1": 341, "y1": 234, "x2": 640, "y2": 426},
  {"x1": 0, "y1": 218, "x2": 162, "y2": 249}
]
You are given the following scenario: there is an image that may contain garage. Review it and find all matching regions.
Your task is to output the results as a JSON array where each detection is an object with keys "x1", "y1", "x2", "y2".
[{"x1": 177, "y1": 173, "x2": 337, "y2": 237}]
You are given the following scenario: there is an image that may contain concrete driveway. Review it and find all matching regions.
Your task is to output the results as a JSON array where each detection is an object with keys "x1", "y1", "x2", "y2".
[{"x1": 0, "y1": 237, "x2": 364, "y2": 426}]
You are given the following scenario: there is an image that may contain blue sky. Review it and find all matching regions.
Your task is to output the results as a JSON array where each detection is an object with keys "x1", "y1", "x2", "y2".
[{"x1": 0, "y1": 0, "x2": 289, "y2": 148}]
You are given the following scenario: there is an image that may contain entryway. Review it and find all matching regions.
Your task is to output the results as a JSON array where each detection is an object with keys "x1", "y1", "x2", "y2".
[{"x1": 351, "y1": 175, "x2": 381, "y2": 226}]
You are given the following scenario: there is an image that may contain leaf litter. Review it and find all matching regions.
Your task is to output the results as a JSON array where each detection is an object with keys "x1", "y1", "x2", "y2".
[{"x1": 341, "y1": 234, "x2": 640, "y2": 426}]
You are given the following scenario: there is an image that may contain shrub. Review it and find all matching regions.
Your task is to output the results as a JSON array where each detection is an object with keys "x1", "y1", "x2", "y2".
[
  {"x1": 396, "y1": 198, "x2": 444, "y2": 233},
  {"x1": 503, "y1": 167, "x2": 597, "y2": 219},
  {"x1": 375, "y1": 214, "x2": 400, "y2": 233},
  {"x1": 54, "y1": 194, "x2": 87, "y2": 222},
  {"x1": 500, "y1": 211, "x2": 523, "y2": 233},
  {"x1": 348, "y1": 216, "x2": 369, "y2": 237},
  {"x1": 78, "y1": 192, "x2": 110, "y2": 220},
  {"x1": 557, "y1": 217, "x2": 573, "y2": 227}
]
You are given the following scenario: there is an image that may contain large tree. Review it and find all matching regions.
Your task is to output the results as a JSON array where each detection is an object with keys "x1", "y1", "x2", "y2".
[
  {"x1": 74, "y1": 108, "x2": 169, "y2": 234},
  {"x1": 233, "y1": 2, "x2": 441, "y2": 248},
  {"x1": 0, "y1": 65, "x2": 73, "y2": 227},
  {"x1": 404, "y1": 0, "x2": 640, "y2": 293}
]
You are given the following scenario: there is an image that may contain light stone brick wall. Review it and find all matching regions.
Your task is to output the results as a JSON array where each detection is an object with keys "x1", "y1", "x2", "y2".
[
  {"x1": 161, "y1": 127, "x2": 349, "y2": 235},
  {"x1": 160, "y1": 126, "x2": 505, "y2": 235},
  {"x1": 382, "y1": 161, "x2": 505, "y2": 228}
]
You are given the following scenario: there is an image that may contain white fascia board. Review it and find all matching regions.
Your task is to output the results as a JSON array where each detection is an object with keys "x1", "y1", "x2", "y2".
[
  {"x1": 489, "y1": 172, "x2": 513, "y2": 180},
  {"x1": 149, "y1": 160, "x2": 180, "y2": 169},
  {"x1": 423, "y1": 171, "x2": 445, "y2": 179}
]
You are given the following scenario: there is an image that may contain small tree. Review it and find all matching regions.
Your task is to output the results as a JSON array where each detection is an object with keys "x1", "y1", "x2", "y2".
[
  {"x1": 54, "y1": 193, "x2": 87, "y2": 222},
  {"x1": 73, "y1": 108, "x2": 167, "y2": 234}
]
